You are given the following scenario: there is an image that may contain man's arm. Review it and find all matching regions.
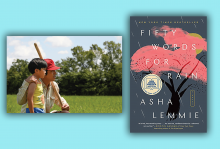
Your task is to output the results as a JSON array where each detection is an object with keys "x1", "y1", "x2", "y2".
[
  {"x1": 27, "y1": 83, "x2": 36, "y2": 113},
  {"x1": 17, "y1": 75, "x2": 38, "y2": 105},
  {"x1": 17, "y1": 80, "x2": 29, "y2": 105},
  {"x1": 52, "y1": 82, "x2": 69, "y2": 111}
]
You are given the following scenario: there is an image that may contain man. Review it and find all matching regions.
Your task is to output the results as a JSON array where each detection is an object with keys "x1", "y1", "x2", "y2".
[{"x1": 17, "y1": 59, "x2": 70, "y2": 113}]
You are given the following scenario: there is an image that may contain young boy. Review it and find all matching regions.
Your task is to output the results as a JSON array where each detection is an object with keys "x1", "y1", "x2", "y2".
[{"x1": 26, "y1": 58, "x2": 47, "y2": 113}]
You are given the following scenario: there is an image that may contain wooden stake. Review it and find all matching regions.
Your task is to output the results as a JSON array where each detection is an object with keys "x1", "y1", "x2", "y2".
[{"x1": 34, "y1": 43, "x2": 63, "y2": 109}]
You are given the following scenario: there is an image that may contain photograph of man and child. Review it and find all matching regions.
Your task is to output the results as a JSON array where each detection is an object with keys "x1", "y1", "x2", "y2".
[{"x1": 7, "y1": 36, "x2": 122, "y2": 113}]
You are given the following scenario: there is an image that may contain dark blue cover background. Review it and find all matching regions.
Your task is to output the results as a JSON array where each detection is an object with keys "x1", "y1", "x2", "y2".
[{"x1": 130, "y1": 16, "x2": 207, "y2": 132}]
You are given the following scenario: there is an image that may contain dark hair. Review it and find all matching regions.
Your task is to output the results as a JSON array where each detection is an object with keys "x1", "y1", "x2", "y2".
[{"x1": 28, "y1": 58, "x2": 48, "y2": 74}]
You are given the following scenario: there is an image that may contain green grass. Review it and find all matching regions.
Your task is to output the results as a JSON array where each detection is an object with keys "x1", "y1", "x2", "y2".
[{"x1": 7, "y1": 95, "x2": 122, "y2": 113}]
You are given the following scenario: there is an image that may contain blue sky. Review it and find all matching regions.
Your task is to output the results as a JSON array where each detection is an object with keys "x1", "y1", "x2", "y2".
[{"x1": 7, "y1": 36, "x2": 122, "y2": 69}]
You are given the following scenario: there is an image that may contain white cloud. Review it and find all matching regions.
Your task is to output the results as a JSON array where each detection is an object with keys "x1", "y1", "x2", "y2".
[
  {"x1": 9, "y1": 40, "x2": 20, "y2": 46},
  {"x1": 7, "y1": 40, "x2": 46, "y2": 69},
  {"x1": 103, "y1": 50, "x2": 107, "y2": 54},
  {"x1": 115, "y1": 36, "x2": 122, "y2": 42},
  {"x1": 97, "y1": 59, "x2": 101, "y2": 64},
  {"x1": 58, "y1": 50, "x2": 68, "y2": 54},
  {"x1": 7, "y1": 57, "x2": 14, "y2": 70},
  {"x1": 115, "y1": 36, "x2": 122, "y2": 51},
  {"x1": 46, "y1": 36, "x2": 73, "y2": 47}
]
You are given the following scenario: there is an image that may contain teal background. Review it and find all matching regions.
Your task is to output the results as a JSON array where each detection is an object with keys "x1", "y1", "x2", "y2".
[{"x1": 0, "y1": 0, "x2": 218, "y2": 149}]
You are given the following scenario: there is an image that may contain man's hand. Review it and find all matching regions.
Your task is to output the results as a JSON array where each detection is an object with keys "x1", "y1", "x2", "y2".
[
  {"x1": 25, "y1": 75, "x2": 38, "y2": 84},
  {"x1": 61, "y1": 103, "x2": 69, "y2": 111}
]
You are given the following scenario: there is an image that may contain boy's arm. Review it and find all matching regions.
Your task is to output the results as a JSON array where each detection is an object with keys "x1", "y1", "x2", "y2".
[{"x1": 27, "y1": 83, "x2": 37, "y2": 113}]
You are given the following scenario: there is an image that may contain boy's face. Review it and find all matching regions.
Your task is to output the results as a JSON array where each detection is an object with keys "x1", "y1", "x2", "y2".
[{"x1": 35, "y1": 68, "x2": 46, "y2": 78}]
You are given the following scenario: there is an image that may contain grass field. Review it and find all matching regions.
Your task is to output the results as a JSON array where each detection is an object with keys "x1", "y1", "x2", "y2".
[{"x1": 7, "y1": 95, "x2": 122, "y2": 113}]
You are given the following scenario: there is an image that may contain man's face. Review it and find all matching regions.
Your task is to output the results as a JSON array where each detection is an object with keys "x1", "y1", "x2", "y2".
[{"x1": 45, "y1": 70, "x2": 56, "y2": 81}]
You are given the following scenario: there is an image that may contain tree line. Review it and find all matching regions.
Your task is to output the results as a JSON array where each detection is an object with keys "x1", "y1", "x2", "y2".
[{"x1": 7, "y1": 41, "x2": 122, "y2": 95}]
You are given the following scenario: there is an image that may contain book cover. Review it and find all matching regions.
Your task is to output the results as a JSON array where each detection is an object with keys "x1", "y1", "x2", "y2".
[{"x1": 130, "y1": 16, "x2": 207, "y2": 132}]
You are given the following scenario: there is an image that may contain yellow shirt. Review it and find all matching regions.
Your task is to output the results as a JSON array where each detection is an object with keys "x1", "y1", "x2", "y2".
[{"x1": 27, "y1": 83, "x2": 45, "y2": 110}]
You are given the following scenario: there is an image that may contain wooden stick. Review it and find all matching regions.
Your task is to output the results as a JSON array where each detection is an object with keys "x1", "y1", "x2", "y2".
[
  {"x1": 34, "y1": 43, "x2": 43, "y2": 59},
  {"x1": 34, "y1": 43, "x2": 63, "y2": 109}
]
